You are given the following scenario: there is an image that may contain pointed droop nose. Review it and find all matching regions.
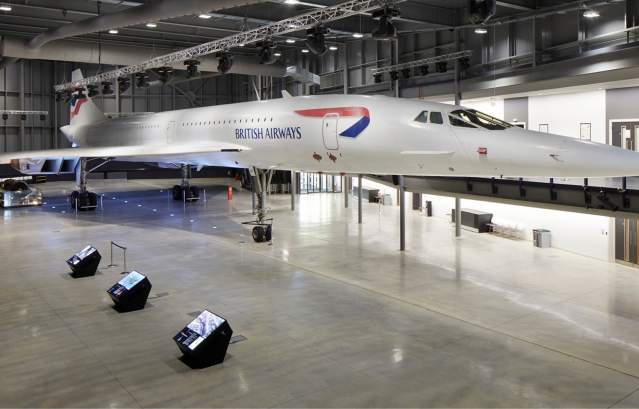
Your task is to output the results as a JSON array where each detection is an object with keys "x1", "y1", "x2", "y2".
[{"x1": 556, "y1": 136, "x2": 639, "y2": 177}]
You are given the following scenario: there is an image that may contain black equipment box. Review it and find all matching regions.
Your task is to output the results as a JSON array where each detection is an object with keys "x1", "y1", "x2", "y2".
[
  {"x1": 107, "y1": 271, "x2": 152, "y2": 312},
  {"x1": 451, "y1": 208, "x2": 493, "y2": 233},
  {"x1": 66, "y1": 245, "x2": 101, "y2": 278},
  {"x1": 174, "y1": 310, "x2": 233, "y2": 368}
]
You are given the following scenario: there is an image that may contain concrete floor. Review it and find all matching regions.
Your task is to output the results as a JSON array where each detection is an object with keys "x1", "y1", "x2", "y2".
[{"x1": 3, "y1": 178, "x2": 639, "y2": 407}]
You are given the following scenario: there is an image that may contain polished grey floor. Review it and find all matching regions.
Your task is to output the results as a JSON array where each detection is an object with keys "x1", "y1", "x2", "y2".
[{"x1": 3, "y1": 178, "x2": 639, "y2": 407}]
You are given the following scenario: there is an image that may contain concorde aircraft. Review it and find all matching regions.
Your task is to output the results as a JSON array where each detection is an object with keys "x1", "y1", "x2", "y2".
[{"x1": 1, "y1": 70, "x2": 638, "y2": 239}]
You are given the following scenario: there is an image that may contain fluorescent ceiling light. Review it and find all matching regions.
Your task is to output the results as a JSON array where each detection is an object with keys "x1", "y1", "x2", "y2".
[
  {"x1": 301, "y1": 49, "x2": 309, "y2": 53},
  {"x1": 198, "y1": 14, "x2": 212, "y2": 19},
  {"x1": 274, "y1": 52, "x2": 282, "y2": 57},
  {"x1": 583, "y1": 9, "x2": 600, "y2": 18},
  {"x1": 145, "y1": 22, "x2": 157, "y2": 28},
  {"x1": 352, "y1": 33, "x2": 363, "y2": 38},
  {"x1": 474, "y1": 27, "x2": 488, "y2": 34},
  {"x1": 288, "y1": 23, "x2": 298, "y2": 28},
  {"x1": 285, "y1": 39, "x2": 296, "y2": 43},
  {"x1": 328, "y1": 45, "x2": 338, "y2": 51},
  {"x1": 285, "y1": 0, "x2": 298, "y2": 4},
  {"x1": 108, "y1": 29, "x2": 119, "y2": 34},
  {"x1": 0, "y1": 5, "x2": 11, "y2": 11}
]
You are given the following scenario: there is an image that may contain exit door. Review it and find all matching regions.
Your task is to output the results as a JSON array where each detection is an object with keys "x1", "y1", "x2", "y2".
[
  {"x1": 611, "y1": 120, "x2": 639, "y2": 264},
  {"x1": 167, "y1": 121, "x2": 176, "y2": 144},
  {"x1": 322, "y1": 114, "x2": 339, "y2": 150}
]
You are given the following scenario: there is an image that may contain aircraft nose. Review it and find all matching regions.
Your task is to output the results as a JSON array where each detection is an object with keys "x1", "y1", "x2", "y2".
[{"x1": 557, "y1": 137, "x2": 639, "y2": 177}]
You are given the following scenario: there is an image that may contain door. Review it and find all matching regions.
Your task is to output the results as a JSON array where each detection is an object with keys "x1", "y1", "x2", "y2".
[
  {"x1": 322, "y1": 113, "x2": 339, "y2": 150},
  {"x1": 611, "y1": 120, "x2": 639, "y2": 264},
  {"x1": 166, "y1": 120, "x2": 176, "y2": 144}
]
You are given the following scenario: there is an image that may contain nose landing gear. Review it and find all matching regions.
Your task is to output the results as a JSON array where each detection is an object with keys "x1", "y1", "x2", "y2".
[{"x1": 69, "y1": 157, "x2": 98, "y2": 211}]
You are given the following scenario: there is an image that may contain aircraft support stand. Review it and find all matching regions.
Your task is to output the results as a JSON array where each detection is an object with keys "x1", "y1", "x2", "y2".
[
  {"x1": 290, "y1": 170, "x2": 295, "y2": 211},
  {"x1": 358, "y1": 174, "x2": 362, "y2": 224},
  {"x1": 344, "y1": 176, "x2": 349, "y2": 208},
  {"x1": 399, "y1": 175, "x2": 405, "y2": 251},
  {"x1": 70, "y1": 157, "x2": 97, "y2": 211},
  {"x1": 455, "y1": 197, "x2": 461, "y2": 237},
  {"x1": 453, "y1": 29, "x2": 462, "y2": 238},
  {"x1": 172, "y1": 164, "x2": 200, "y2": 201}
]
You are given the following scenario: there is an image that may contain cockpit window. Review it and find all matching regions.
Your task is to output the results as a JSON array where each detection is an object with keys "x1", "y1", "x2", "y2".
[
  {"x1": 450, "y1": 109, "x2": 512, "y2": 130},
  {"x1": 414, "y1": 111, "x2": 429, "y2": 123},
  {"x1": 430, "y1": 112, "x2": 443, "y2": 124},
  {"x1": 448, "y1": 113, "x2": 477, "y2": 128}
]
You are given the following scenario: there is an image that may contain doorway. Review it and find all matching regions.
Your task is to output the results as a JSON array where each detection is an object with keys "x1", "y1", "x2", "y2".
[
  {"x1": 610, "y1": 119, "x2": 639, "y2": 264},
  {"x1": 322, "y1": 114, "x2": 339, "y2": 150}
]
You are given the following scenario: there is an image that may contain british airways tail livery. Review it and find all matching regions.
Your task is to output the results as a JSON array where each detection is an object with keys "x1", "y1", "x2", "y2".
[{"x1": 2, "y1": 69, "x2": 639, "y2": 180}]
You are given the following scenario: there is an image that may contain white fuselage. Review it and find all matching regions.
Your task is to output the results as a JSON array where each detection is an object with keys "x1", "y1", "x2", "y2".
[{"x1": 68, "y1": 94, "x2": 639, "y2": 178}]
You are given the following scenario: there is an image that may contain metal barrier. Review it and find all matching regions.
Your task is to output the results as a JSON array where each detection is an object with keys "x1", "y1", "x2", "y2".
[{"x1": 108, "y1": 241, "x2": 127, "y2": 273}]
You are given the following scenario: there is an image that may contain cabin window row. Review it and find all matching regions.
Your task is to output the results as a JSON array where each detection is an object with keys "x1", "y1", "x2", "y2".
[{"x1": 181, "y1": 117, "x2": 274, "y2": 127}]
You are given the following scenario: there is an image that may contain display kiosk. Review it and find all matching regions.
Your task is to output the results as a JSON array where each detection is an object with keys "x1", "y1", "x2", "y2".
[
  {"x1": 66, "y1": 245, "x2": 101, "y2": 278},
  {"x1": 174, "y1": 310, "x2": 233, "y2": 368},
  {"x1": 106, "y1": 271, "x2": 152, "y2": 312}
]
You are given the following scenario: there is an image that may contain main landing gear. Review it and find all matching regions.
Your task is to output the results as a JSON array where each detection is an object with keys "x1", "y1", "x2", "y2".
[
  {"x1": 172, "y1": 164, "x2": 200, "y2": 202},
  {"x1": 243, "y1": 167, "x2": 273, "y2": 243},
  {"x1": 69, "y1": 158, "x2": 97, "y2": 211}
]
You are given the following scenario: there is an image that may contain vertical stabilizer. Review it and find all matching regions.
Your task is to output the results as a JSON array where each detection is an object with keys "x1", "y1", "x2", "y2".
[{"x1": 69, "y1": 69, "x2": 105, "y2": 127}]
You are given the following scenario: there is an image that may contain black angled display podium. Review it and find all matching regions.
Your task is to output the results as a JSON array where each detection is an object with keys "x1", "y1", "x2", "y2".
[
  {"x1": 106, "y1": 271, "x2": 152, "y2": 312},
  {"x1": 174, "y1": 310, "x2": 233, "y2": 368},
  {"x1": 66, "y1": 245, "x2": 101, "y2": 278}
]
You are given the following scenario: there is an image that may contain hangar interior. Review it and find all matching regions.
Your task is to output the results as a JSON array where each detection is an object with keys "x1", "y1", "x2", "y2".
[{"x1": 5, "y1": 0, "x2": 639, "y2": 407}]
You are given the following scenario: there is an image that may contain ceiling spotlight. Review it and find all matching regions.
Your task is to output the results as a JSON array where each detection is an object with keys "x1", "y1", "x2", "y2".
[
  {"x1": 401, "y1": 68, "x2": 411, "y2": 79},
  {"x1": 146, "y1": 22, "x2": 157, "y2": 28},
  {"x1": 352, "y1": 33, "x2": 364, "y2": 38},
  {"x1": 469, "y1": 0, "x2": 496, "y2": 24},
  {"x1": 274, "y1": 52, "x2": 282, "y2": 57},
  {"x1": 87, "y1": 84, "x2": 99, "y2": 98},
  {"x1": 1, "y1": 113, "x2": 7, "y2": 120},
  {"x1": 101, "y1": 81, "x2": 114, "y2": 95},
  {"x1": 198, "y1": 14, "x2": 212, "y2": 19},
  {"x1": 20, "y1": 114, "x2": 26, "y2": 121},
  {"x1": 258, "y1": 40, "x2": 279, "y2": 64},
  {"x1": 419, "y1": 65, "x2": 429, "y2": 76},
  {"x1": 156, "y1": 66, "x2": 174, "y2": 83},
  {"x1": 184, "y1": 59, "x2": 200, "y2": 77},
  {"x1": 238, "y1": 43, "x2": 245, "y2": 47},
  {"x1": 216, "y1": 52, "x2": 234, "y2": 74},
  {"x1": 435, "y1": 61, "x2": 448, "y2": 73},
  {"x1": 118, "y1": 77, "x2": 131, "y2": 94},
  {"x1": 108, "y1": 29, "x2": 118, "y2": 34},
  {"x1": 583, "y1": 9, "x2": 600, "y2": 18},
  {"x1": 389, "y1": 71, "x2": 398, "y2": 81},
  {"x1": 373, "y1": 73, "x2": 383, "y2": 83},
  {"x1": 285, "y1": 39, "x2": 296, "y2": 44},
  {"x1": 459, "y1": 57, "x2": 471, "y2": 71},
  {"x1": 39, "y1": 114, "x2": 46, "y2": 121},
  {"x1": 135, "y1": 72, "x2": 150, "y2": 88},
  {"x1": 306, "y1": 25, "x2": 328, "y2": 55},
  {"x1": 0, "y1": 5, "x2": 11, "y2": 12},
  {"x1": 474, "y1": 27, "x2": 488, "y2": 34},
  {"x1": 372, "y1": 5, "x2": 400, "y2": 40},
  {"x1": 329, "y1": 45, "x2": 338, "y2": 51},
  {"x1": 301, "y1": 49, "x2": 309, "y2": 53}
]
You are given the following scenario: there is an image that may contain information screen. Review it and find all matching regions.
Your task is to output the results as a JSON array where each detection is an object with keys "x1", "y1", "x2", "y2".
[
  {"x1": 71, "y1": 245, "x2": 95, "y2": 264},
  {"x1": 187, "y1": 310, "x2": 225, "y2": 338},
  {"x1": 117, "y1": 271, "x2": 146, "y2": 290}
]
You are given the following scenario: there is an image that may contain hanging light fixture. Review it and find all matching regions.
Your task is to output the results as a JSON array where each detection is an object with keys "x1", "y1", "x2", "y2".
[
  {"x1": 217, "y1": 52, "x2": 234, "y2": 74},
  {"x1": 371, "y1": 5, "x2": 400, "y2": 40},
  {"x1": 305, "y1": 25, "x2": 328, "y2": 56}
]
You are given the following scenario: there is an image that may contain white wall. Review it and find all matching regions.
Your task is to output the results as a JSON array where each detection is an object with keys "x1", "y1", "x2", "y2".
[{"x1": 529, "y1": 90, "x2": 607, "y2": 143}]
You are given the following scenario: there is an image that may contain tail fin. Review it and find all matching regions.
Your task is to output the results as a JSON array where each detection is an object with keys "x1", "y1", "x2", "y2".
[{"x1": 69, "y1": 69, "x2": 105, "y2": 127}]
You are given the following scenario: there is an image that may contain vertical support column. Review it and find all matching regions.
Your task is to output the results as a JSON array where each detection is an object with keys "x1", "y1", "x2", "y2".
[
  {"x1": 290, "y1": 170, "x2": 295, "y2": 211},
  {"x1": 399, "y1": 175, "x2": 405, "y2": 251},
  {"x1": 19, "y1": 60, "x2": 24, "y2": 151},
  {"x1": 454, "y1": 29, "x2": 462, "y2": 238},
  {"x1": 357, "y1": 174, "x2": 362, "y2": 224},
  {"x1": 344, "y1": 175, "x2": 349, "y2": 208},
  {"x1": 76, "y1": 157, "x2": 87, "y2": 193}
]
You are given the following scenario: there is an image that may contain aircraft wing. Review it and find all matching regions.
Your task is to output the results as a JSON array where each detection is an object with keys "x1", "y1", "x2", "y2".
[{"x1": 0, "y1": 143, "x2": 250, "y2": 165}]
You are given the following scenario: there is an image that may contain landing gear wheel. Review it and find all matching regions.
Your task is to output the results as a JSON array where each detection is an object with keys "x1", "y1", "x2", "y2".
[
  {"x1": 172, "y1": 185, "x2": 182, "y2": 201},
  {"x1": 265, "y1": 225, "x2": 272, "y2": 242},
  {"x1": 252, "y1": 226, "x2": 266, "y2": 243},
  {"x1": 70, "y1": 191, "x2": 97, "y2": 211}
]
